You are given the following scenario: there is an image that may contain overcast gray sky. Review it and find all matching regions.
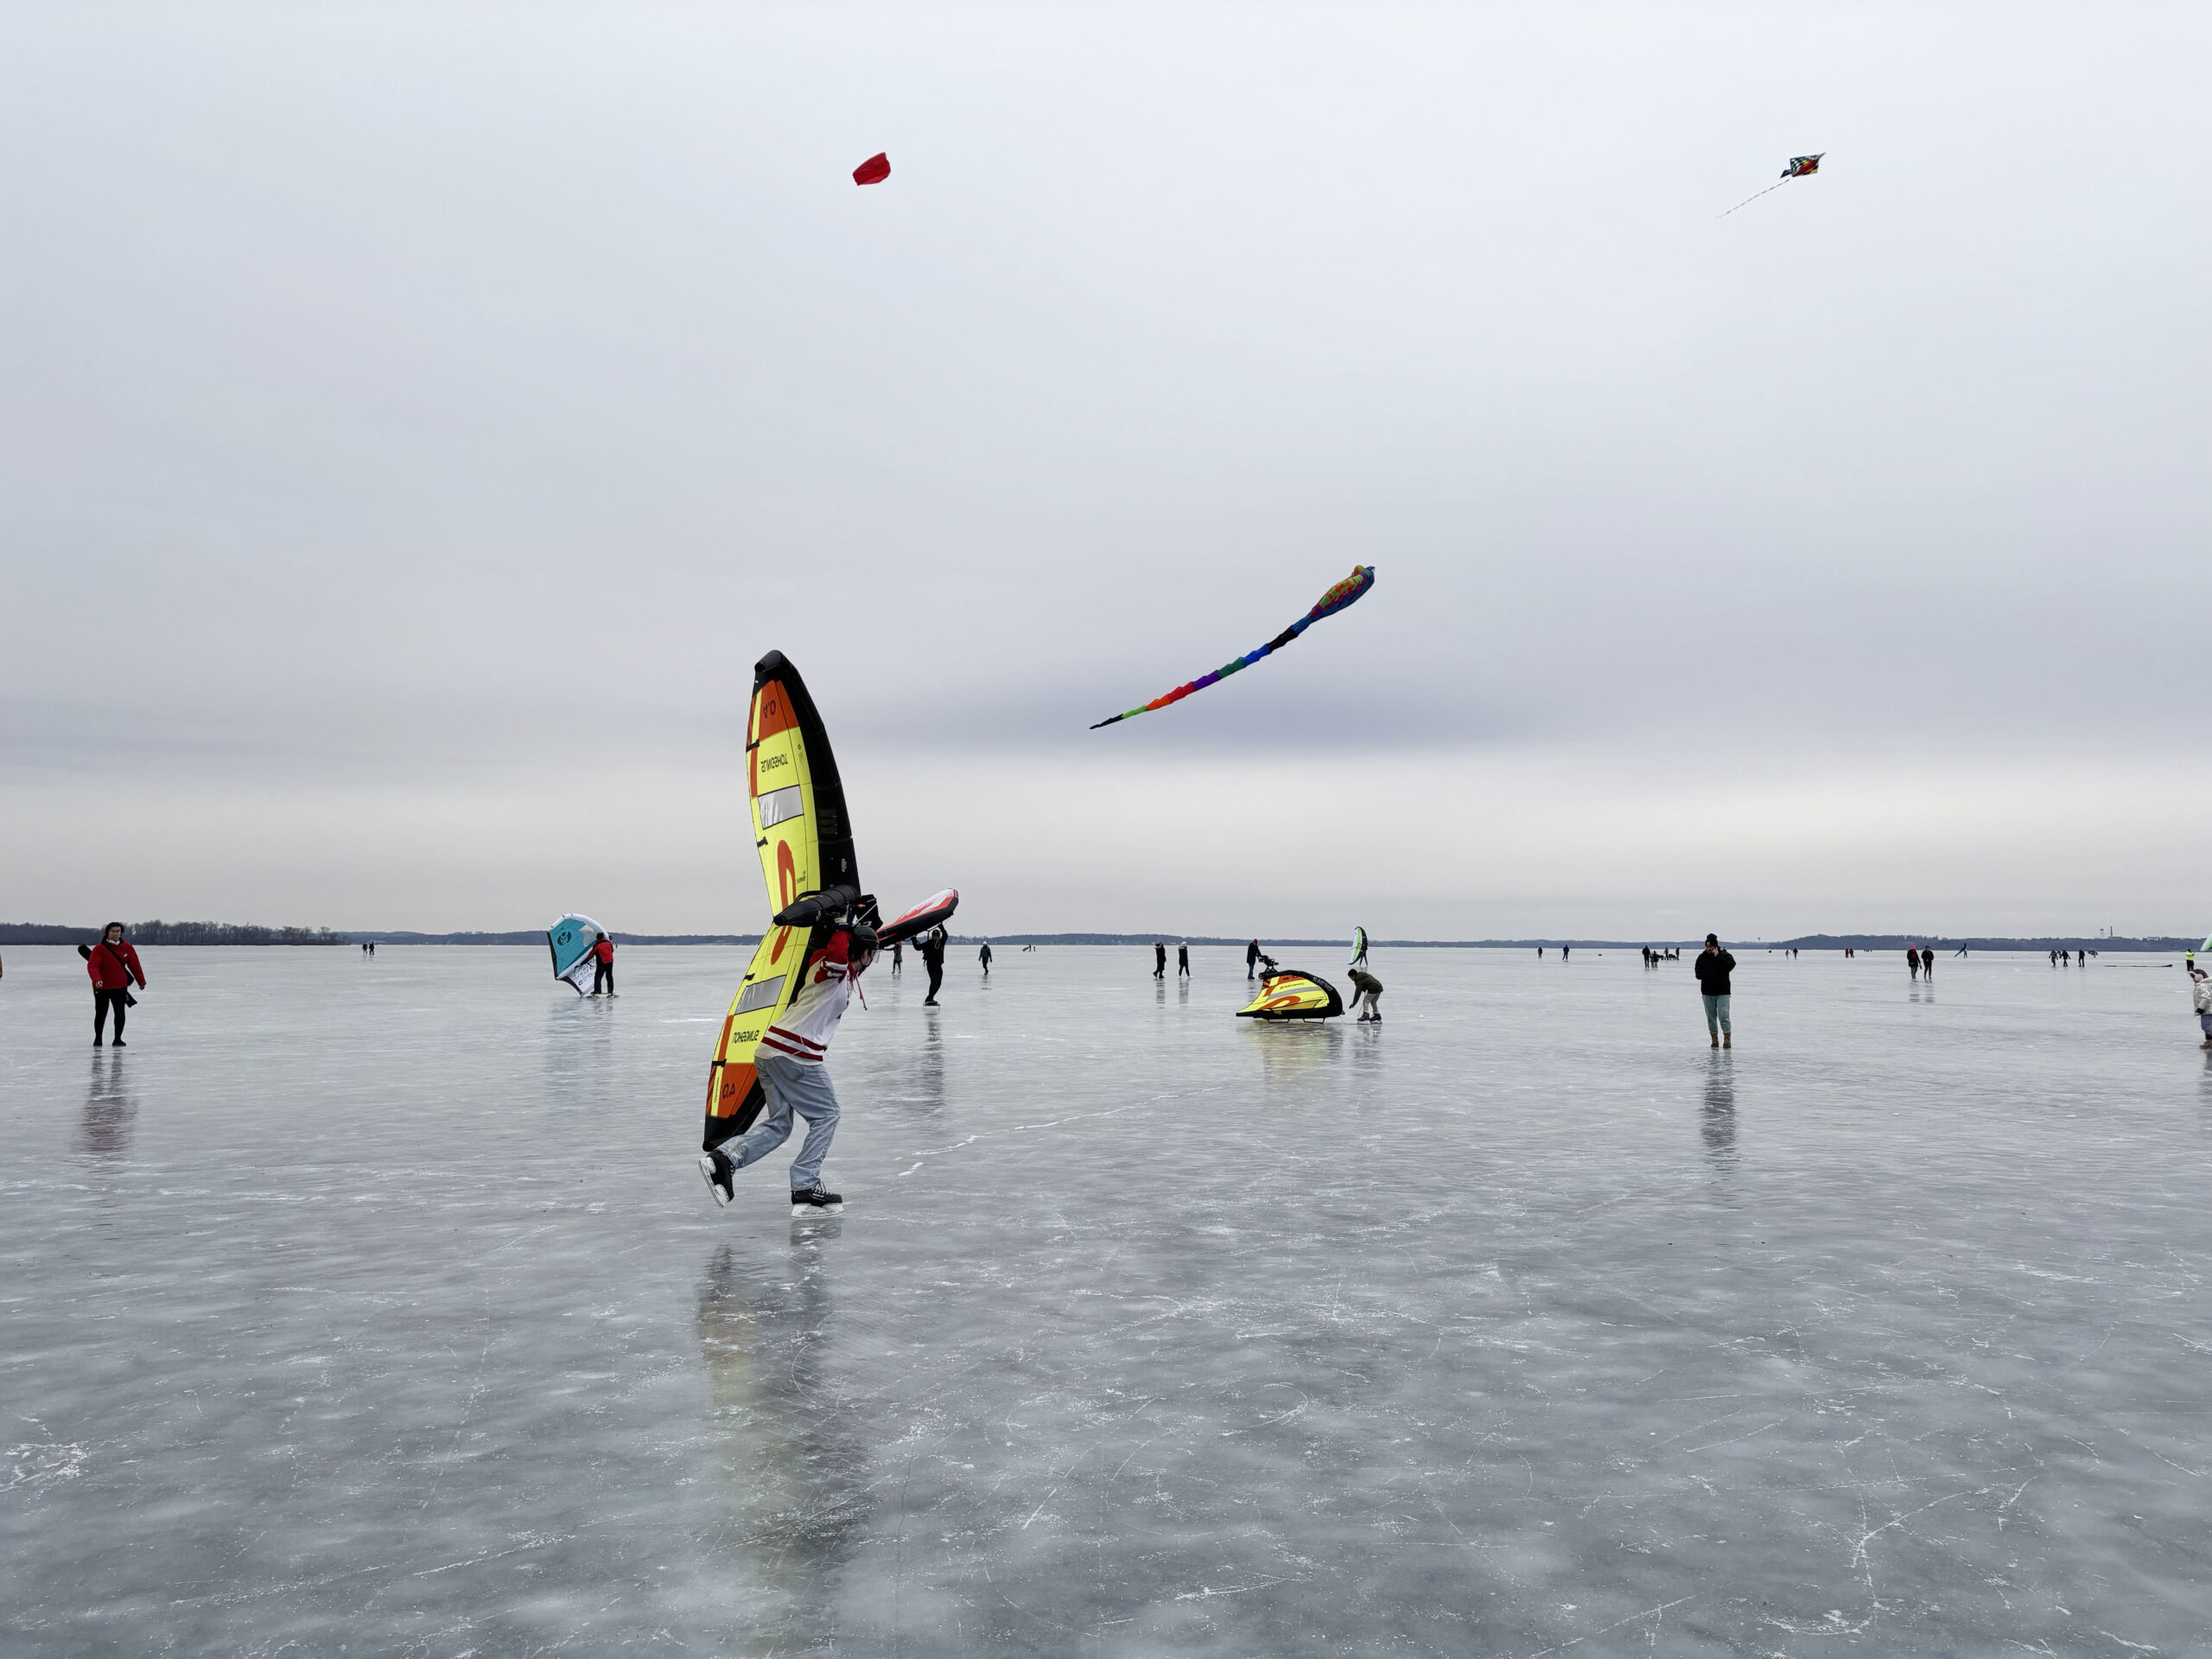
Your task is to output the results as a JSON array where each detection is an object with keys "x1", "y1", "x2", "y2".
[{"x1": 4, "y1": 3, "x2": 2207, "y2": 940}]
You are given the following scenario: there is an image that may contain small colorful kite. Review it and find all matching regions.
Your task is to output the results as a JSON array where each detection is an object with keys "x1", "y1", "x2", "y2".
[
  {"x1": 1719, "y1": 153, "x2": 1824, "y2": 218},
  {"x1": 853, "y1": 152, "x2": 891, "y2": 186},
  {"x1": 1090, "y1": 566, "x2": 1376, "y2": 729}
]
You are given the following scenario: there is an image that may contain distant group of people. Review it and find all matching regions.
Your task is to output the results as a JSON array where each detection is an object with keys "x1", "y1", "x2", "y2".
[
  {"x1": 1907, "y1": 945, "x2": 1934, "y2": 981},
  {"x1": 1641, "y1": 946, "x2": 1681, "y2": 966},
  {"x1": 1153, "y1": 941, "x2": 1190, "y2": 978},
  {"x1": 358, "y1": 940, "x2": 377, "y2": 956},
  {"x1": 2050, "y1": 948, "x2": 2091, "y2": 966}
]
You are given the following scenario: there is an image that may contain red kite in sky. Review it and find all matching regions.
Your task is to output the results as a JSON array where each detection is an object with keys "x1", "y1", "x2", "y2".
[{"x1": 853, "y1": 152, "x2": 891, "y2": 187}]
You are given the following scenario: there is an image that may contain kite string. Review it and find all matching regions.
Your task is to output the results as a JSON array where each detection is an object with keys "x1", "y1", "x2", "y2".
[{"x1": 1717, "y1": 180, "x2": 1789, "y2": 219}]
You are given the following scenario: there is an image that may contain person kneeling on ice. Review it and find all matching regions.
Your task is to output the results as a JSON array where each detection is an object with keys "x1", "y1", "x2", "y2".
[
  {"x1": 699, "y1": 917, "x2": 878, "y2": 1215},
  {"x1": 2190, "y1": 963, "x2": 2212, "y2": 1050},
  {"x1": 1347, "y1": 963, "x2": 1384, "y2": 1022}
]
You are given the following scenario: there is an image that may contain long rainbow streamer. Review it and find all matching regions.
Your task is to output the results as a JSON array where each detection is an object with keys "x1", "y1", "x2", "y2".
[{"x1": 1090, "y1": 565, "x2": 1376, "y2": 729}]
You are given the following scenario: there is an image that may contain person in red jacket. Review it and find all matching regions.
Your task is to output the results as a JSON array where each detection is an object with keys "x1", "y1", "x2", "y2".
[
  {"x1": 589, "y1": 932, "x2": 615, "y2": 997},
  {"x1": 86, "y1": 922, "x2": 146, "y2": 1046}
]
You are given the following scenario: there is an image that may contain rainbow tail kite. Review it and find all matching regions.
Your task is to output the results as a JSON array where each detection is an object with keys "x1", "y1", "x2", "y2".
[{"x1": 1090, "y1": 565, "x2": 1376, "y2": 729}]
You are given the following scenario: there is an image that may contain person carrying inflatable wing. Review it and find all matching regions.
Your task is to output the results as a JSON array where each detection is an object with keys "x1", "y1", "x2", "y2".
[
  {"x1": 590, "y1": 931, "x2": 615, "y2": 997},
  {"x1": 918, "y1": 925, "x2": 947, "y2": 1006},
  {"x1": 699, "y1": 914, "x2": 878, "y2": 1214}
]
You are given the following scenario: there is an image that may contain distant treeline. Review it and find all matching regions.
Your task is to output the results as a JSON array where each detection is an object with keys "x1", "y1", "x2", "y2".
[
  {"x1": 971, "y1": 934, "x2": 2198, "y2": 951},
  {"x1": 0, "y1": 920, "x2": 349, "y2": 946},
  {"x1": 1764, "y1": 935, "x2": 2194, "y2": 954},
  {"x1": 345, "y1": 931, "x2": 762, "y2": 946},
  {"x1": 4, "y1": 924, "x2": 2191, "y2": 952}
]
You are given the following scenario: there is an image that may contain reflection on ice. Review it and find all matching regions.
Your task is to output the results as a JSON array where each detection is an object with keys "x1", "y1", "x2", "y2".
[
  {"x1": 76, "y1": 1052, "x2": 137, "y2": 1159},
  {"x1": 1244, "y1": 1018, "x2": 1343, "y2": 1087},
  {"x1": 1700, "y1": 1053, "x2": 1736, "y2": 1168},
  {"x1": 696, "y1": 1241, "x2": 868, "y2": 1655}
]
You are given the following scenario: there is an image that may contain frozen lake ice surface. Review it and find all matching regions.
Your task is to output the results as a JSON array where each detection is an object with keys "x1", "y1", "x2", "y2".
[{"x1": 4, "y1": 942, "x2": 2210, "y2": 1656}]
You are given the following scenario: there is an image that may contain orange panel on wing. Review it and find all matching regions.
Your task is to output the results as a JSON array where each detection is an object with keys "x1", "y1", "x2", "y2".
[
  {"x1": 711, "y1": 1059, "x2": 759, "y2": 1118},
  {"x1": 752, "y1": 682, "x2": 798, "y2": 745}
]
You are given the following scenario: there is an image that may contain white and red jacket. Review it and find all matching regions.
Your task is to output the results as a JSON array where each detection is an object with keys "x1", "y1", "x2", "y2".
[{"x1": 758, "y1": 930, "x2": 862, "y2": 1065}]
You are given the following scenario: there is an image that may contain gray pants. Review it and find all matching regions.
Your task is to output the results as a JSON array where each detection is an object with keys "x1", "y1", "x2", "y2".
[
  {"x1": 730, "y1": 1052, "x2": 841, "y2": 1191},
  {"x1": 1702, "y1": 994, "x2": 1732, "y2": 1037}
]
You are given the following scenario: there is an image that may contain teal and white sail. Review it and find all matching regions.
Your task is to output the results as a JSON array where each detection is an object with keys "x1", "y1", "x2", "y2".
[{"x1": 548, "y1": 914, "x2": 607, "y2": 995}]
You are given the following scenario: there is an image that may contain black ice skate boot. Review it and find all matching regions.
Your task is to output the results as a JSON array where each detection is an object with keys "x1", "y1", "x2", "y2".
[{"x1": 697, "y1": 1149, "x2": 735, "y2": 1206}]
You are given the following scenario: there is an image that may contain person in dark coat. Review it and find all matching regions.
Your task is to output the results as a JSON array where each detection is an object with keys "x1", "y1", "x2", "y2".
[
  {"x1": 918, "y1": 926, "x2": 947, "y2": 1006},
  {"x1": 1693, "y1": 932, "x2": 1736, "y2": 1049},
  {"x1": 1154, "y1": 942, "x2": 1166, "y2": 979},
  {"x1": 1177, "y1": 942, "x2": 1190, "y2": 977},
  {"x1": 1246, "y1": 938, "x2": 1261, "y2": 979},
  {"x1": 1347, "y1": 964, "x2": 1384, "y2": 1021},
  {"x1": 85, "y1": 923, "x2": 147, "y2": 1047}
]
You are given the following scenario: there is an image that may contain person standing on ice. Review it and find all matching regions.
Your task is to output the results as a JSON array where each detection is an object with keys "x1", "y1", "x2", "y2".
[
  {"x1": 589, "y1": 931, "x2": 615, "y2": 996},
  {"x1": 699, "y1": 915, "x2": 878, "y2": 1214},
  {"x1": 1154, "y1": 941, "x2": 1166, "y2": 979},
  {"x1": 1177, "y1": 942, "x2": 1190, "y2": 977},
  {"x1": 977, "y1": 939, "x2": 993, "y2": 976},
  {"x1": 1347, "y1": 963, "x2": 1384, "y2": 1022},
  {"x1": 1694, "y1": 933, "x2": 1735, "y2": 1049},
  {"x1": 1247, "y1": 938, "x2": 1261, "y2": 979},
  {"x1": 85, "y1": 923, "x2": 146, "y2": 1047},
  {"x1": 917, "y1": 925, "x2": 946, "y2": 1006},
  {"x1": 2190, "y1": 963, "x2": 2212, "y2": 1049}
]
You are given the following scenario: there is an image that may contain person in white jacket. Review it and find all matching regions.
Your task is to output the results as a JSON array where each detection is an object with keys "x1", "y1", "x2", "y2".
[
  {"x1": 2190, "y1": 964, "x2": 2212, "y2": 1050},
  {"x1": 700, "y1": 917, "x2": 877, "y2": 1214}
]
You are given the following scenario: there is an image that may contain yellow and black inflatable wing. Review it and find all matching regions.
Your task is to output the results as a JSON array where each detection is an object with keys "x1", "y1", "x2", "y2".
[
  {"x1": 702, "y1": 652, "x2": 861, "y2": 1151},
  {"x1": 1236, "y1": 969, "x2": 1344, "y2": 1021}
]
